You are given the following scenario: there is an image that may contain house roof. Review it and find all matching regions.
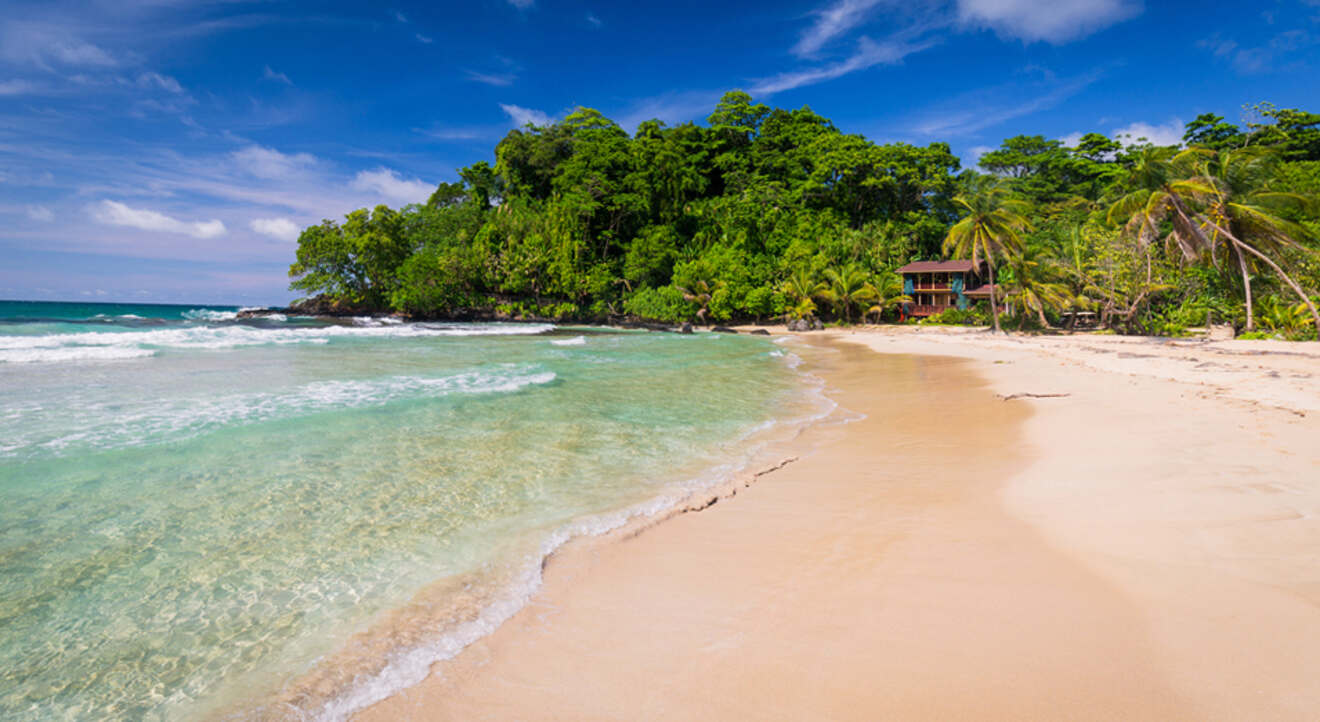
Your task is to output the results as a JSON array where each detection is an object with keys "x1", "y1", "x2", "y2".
[
  {"x1": 896, "y1": 260, "x2": 979, "y2": 274},
  {"x1": 962, "y1": 283, "x2": 1000, "y2": 297}
]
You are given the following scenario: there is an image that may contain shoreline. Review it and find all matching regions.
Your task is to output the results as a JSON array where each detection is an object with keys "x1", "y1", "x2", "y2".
[
  {"x1": 351, "y1": 326, "x2": 1320, "y2": 721},
  {"x1": 221, "y1": 334, "x2": 838, "y2": 721}
]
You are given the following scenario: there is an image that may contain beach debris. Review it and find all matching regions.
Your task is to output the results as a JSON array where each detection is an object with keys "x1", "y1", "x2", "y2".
[{"x1": 997, "y1": 392, "x2": 1071, "y2": 401}]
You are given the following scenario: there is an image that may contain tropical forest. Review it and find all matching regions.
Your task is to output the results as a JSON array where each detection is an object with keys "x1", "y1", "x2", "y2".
[{"x1": 288, "y1": 92, "x2": 1320, "y2": 339}]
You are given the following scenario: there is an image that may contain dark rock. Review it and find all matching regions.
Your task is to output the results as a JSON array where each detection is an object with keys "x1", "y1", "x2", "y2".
[
  {"x1": 750, "y1": 329, "x2": 771, "y2": 336},
  {"x1": 787, "y1": 319, "x2": 810, "y2": 332},
  {"x1": 712, "y1": 326, "x2": 737, "y2": 334},
  {"x1": 812, "y1": 319, "x2": 824, "y2": 330},
  {"x1": 678, "y1": 323, "x2": 694, "y2": 334}
]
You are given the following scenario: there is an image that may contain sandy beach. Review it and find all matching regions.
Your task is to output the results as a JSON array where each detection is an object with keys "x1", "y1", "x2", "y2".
[{"x1": 356, "y1": 327, "x2": 1320, "y2": 721}]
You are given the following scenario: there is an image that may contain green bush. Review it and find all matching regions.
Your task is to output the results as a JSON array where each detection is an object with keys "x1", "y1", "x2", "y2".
[{"x1": 622, "y1": 285, "x2": 693, "y2": 322}]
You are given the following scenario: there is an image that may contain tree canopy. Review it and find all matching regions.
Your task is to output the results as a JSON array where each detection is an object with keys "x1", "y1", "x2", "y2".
[{"x1": 288, "y1": 92, "x2": 1320, "y2": 339}]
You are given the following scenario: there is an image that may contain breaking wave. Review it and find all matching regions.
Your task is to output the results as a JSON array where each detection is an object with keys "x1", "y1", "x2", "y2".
[{"x1": 0, "y1": 322, "x2": 556, "y2": 364}]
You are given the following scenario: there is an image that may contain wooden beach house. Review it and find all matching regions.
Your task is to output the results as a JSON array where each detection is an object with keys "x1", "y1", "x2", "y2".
[{"x1": 896, "y1": 260, "x2": 1000, "y2": 318}]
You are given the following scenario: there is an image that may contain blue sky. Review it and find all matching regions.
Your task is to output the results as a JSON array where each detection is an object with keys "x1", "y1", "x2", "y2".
[{"x1": 2, "y1": 0, "x2": 1318, "y2": 305}]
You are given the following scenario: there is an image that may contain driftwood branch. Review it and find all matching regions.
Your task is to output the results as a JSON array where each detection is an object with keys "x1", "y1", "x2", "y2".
[{"x1": 998, "y1": 392, "x2": 1071, "y2": 401}]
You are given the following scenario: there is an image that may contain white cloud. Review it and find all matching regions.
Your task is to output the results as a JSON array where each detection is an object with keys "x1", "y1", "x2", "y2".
[
  {"x1": 500, "y1": 103, "x2": 553, "y2": 128},
  {"x1": 262, "y1": 65, "x2": 293, "y2": 85},
  {"x1": 231, "y1": 145, "x2": 317, "y2": 179},
  {"x1": 0, "y1": 79, "x2": 36, "y2": 96},
  {"x1": 394, "y1": 11, "x2": 409, "y2": 23},
  {"x1": 1059, "y1": 131, "x2": 1085, "y2": 148},
  {"x1": 507, "y1": 0, "x2": 534, "y2": 8},
  {"x1": 136, "y1": 72, "x2": 183, "y2": 93},
  {"x1": 350, "y1": 168, "x2": 433, "y2": 205},
  {"x1": 49, "y1": 39, "x2": 118, "y2": 67},
  {"x1": 249, "y1": 217, "x2": 301, "y2": 241},
  {"x1": 793, "y1": 0, "x2": 889, "y2": 57},
  {"x1": 92, "y1": 200, "x2": 226, "y2": 239},
  {"x1": 26, "y1": 205, "x2": 54, "y2": 222},
  {"x1": 754, "y1": 34, "x2": 936, "y2": 94},
  {"x1": 955, "y1": 0, "x2": 1142, "y2": 43},
  {"x1": 1112, "y1": 118, "x2": 1183, "y2": 147},
  {"x1": 415, "y1": 33, "x2": 433, "y2": 44},
  {"x1": 586, "y1": 12, "x2": 602, "y2": 27}
]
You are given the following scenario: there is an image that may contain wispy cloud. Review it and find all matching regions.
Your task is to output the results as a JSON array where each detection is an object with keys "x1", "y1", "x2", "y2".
[
  {"x1": 586, "y1": 12, "x2": 603, "y2": 28},
  {"x1": 136, "y1": 72, "x2": 182, "y2": 93},
  {"x1": 249, "y1": 216, "x2": 300, "y2": 241},
  {"x1": 91, "y1": 200, "x2": 226, "y2": 239},
  {"x1": 507, "y1": 0, "x2": 535, "y2": 8},
  {"x1": 394, "y1": 11, "x2": 409, "y2": 23},
  {"x1": 793, "y1": 0, "x2": 890, "y2": 57},
  {"x1": 26, "y1": 205, "x2": 54, "y2": 222},
  {"x1": 0, "y1": 79, "x2": 38, "y2": 96},
  {"x1": 1201, "y1": 29, "x2": 1316, "y2": 74},
  {"x1": 500, "y1": 103, "x2": 553, "y2": 127},
  {"x1": 262, "y1": 65, "x2": 292, "y2": 85},
  {"x1": 754, "y1": 33, "x2": 937, "y2": 94},
  {"x1": 954, "y1": 0, "x2": 1141, "y2": 44},
  {"x1": 0, "y1": 22, "x2": 120, "y2": 69},
  {"x1": 415, "y1": 33, "x2": 434, "y2": 44},
  {"x1": 465, "y1": 69, "x2": 515, "y2": 86},
  {"x1": 908, "y1": 67, "x2": 1105, "y2": 138},
  {"x1": 231, "y1": 145, "x2": 317, "y2": 179},
  {"x1": 350, "y1": 168, "x2": 433, "y2": 205}
]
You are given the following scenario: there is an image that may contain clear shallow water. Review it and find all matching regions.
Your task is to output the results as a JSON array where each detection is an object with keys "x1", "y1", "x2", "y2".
[{"x1": 0, "y1": 302, "x2": 820, "y2": 720}]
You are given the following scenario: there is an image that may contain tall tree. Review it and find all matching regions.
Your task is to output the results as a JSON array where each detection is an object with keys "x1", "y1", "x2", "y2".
[{"x1": 943, "y1": 176, "x2": 1031, "y2": 332}]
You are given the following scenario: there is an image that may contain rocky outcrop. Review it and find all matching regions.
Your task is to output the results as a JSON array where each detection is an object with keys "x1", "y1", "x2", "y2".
[{"x1": 712, "y1": 326, "x2": 738, "y2": 334}]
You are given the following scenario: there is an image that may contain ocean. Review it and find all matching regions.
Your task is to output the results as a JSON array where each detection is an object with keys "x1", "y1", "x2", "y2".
[{"x1": 0, "y1": 300, "x2": 827, "y2": 720}]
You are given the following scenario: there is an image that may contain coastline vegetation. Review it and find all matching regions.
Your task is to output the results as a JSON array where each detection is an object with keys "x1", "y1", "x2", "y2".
[{"x1": 288, "y1": 93, "x2": 1320, "y2": 338}]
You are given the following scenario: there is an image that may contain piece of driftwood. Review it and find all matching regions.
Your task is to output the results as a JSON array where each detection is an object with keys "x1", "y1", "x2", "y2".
[{"x1": 997, "y1": 392, "x2": 1071, "y2": 401}]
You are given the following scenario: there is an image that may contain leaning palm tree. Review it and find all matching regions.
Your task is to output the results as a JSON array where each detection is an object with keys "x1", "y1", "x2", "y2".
[
  {"x1": 944, "y1": 175, "x2": 1032, "y2": 333},
  {"x1": 1002, "y1": 255, "x2": 1070, "y2": 329},
  {"x1": 1108, "y1": 146, "x2": 1320, "y2": 337},
  {"x1": 1190, "y1": 147, "x2": 1320, "y2": 336},
  {"x1": 817, "y1": 264, "x2": 878, "y2": 324},
  {"x1": 678, "y1": 278, "x2": 723, "y2": 326}
]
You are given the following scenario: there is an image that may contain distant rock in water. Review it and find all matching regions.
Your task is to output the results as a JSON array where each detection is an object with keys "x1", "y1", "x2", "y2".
[
  {"x1": 750, "y1": 329, "x2": 771, "y2": 336},
  {"x1": 679, "y1": 323, "x2": 694, "y2": 334},
  {"x1": 712, "y1": 326, "x2": 737, "y2": 334}
]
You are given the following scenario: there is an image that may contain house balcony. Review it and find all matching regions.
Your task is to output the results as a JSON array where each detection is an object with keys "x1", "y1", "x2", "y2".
[
  {"x1": 907, "y1": 304, "x2": 954, "y2": 316},
  {"x1": 911, "y1": 283, "x2": 954, "y2": 291}
]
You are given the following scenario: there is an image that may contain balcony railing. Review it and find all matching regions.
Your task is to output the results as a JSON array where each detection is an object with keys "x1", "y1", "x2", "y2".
[
  {"x1": 911, "y1": 281, "x2": 952, "y2": 291},
  {"x1": 908, "y1": 304, "x2": 951, "y2": 316}
]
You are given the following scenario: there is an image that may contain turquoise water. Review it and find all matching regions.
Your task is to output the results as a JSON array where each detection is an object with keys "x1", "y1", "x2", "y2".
[{"x1": 0, "y1": 302, "x2": 821, "y2": 720}]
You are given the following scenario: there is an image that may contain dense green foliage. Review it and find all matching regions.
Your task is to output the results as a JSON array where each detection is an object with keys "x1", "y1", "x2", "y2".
[{"x1": 289, "y1": 92, "x2": 1320, "y2": 338}]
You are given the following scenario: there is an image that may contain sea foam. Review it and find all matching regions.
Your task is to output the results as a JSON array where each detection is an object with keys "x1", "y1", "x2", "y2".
[
  {"x1": 0, "y1": 322, "x2": 556, "y2": 364},
  {"x1": 6, "y1": 366, "x2": 557, "y2": 458}
]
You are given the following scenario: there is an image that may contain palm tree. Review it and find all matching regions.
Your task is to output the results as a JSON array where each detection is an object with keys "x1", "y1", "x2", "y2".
[
  {"x1": 1191, "y1": 147, "x2": 1320, "y2": 336},
  {"x1": 1108, "y1": 146, "x2": 1320, "y2": 337},
  {"x1": 678, "y1": 278, "x2": 724, "y2": 326},
  {"x1": 780, "y1": 268, "x2": 825, "y2": 321},
  {"x1": 943, "y1": 175, "x2": 1032, "y2": 333},
  {"x1": 817, "y1": 264, "x2": 878, "y2": 324},
  {"x1": 1002, "y1": 255, "x2": 1070, "y2": 329},
  {"x1": 1105, "y1": 146, "x2": 1216, "y2": 262},
  {"x1": 864, "y1": 272, "x2": 911, "y2": 323}
]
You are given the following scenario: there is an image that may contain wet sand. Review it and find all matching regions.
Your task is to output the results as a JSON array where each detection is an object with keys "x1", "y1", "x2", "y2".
[{"x1": 352, "y1": 329, "x2": 1320, "y2": 721}]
